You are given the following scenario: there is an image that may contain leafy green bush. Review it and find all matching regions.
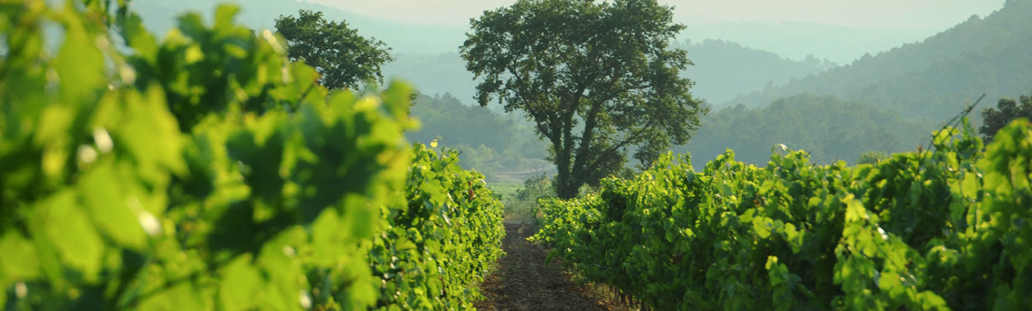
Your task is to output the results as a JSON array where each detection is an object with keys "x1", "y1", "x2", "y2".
[
  {"x1": 369, "y1": 144, "x2": 505, "y2": 310},
  {"x1": 0, "y1": 1, "x2": 503, "y2": 310},
  {"x1": 533, "y1": 118, "x2": 1032, "y2": 310},
  {"x1": 501, "y1": 174, "x2": 555, "y2": 221}
]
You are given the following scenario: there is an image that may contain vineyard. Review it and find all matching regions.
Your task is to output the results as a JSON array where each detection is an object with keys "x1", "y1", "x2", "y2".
[
  {"x1": 3, "y1": 1, "x2": 1032, "y2": 311},
  {"x1": 533, "y1": 119, "x2": 1032, "y2": 310},
  {"x1": 0, "y1": 2, "x2": 502, "y2": 310}
]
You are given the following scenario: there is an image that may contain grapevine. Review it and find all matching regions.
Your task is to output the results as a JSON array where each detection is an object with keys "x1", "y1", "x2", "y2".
[
  {"x1": 0, "y1": 1, "x2": 504, "y2": 310},
  {"x1": 533, "y1": 118, "x2": 1032, "y2": 310}
]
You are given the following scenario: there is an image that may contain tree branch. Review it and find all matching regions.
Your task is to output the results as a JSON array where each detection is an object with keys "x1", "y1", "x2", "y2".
[
  {"x1": 570, "y1": 99, "x2": 605, "y2": 175},
  {"x1": 580, "y1": 112, "x2": 656, "y2": 173},
  {"x1": 507, "y1": 64, "x2": 557, "y2": 142}
]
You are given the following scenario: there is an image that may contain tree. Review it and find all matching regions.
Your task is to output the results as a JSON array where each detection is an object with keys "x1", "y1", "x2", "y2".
[
  {"x1": 856, "y1": 151, "x2": 889, "y2": 165},
  {"x1": 460, "y1": 0, "x2": 704, "y2": 198},
  {"x1": 275, "y1": 10, "x2": 393, "y2": 90},
  {"x1": 979, "y1": 94, "x2": 1032, "y2": 142}
]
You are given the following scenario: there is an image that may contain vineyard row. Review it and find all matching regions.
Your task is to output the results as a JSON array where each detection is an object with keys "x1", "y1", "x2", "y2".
[{"x1": 534, "y1": 119, "x2": 1032, "y2": 310}]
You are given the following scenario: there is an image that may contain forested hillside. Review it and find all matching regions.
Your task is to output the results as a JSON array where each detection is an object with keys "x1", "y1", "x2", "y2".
[
  {"x1": 406, "y1": 93, "x2": 552, "y2": 183},
  {"x1": 726, "y1": 0, "x2": 1032, "y2": 120},
  {"x1": 381, "y1": 53, "x2": 484, "y2": 111},
  {"x1": 675, "y1": 39, "x2": 835, "y2": 104},
  {"x1": 676, "y1": 95, "x2": 939, "y2": 168}
]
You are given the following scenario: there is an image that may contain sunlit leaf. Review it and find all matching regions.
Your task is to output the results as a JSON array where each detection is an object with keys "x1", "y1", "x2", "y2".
[
  {"x1": 78, "y1": 164, "x2": 149, "y2": 249},
  {"x1": 41, "y1": 190, "x2": 105, "y2": 279},
  {"x1": 0, "y1": 232, "x2": 41, "y2": 280},
  {"x1": 219, "y1": 255, "x2": 262, "y2": 310}
]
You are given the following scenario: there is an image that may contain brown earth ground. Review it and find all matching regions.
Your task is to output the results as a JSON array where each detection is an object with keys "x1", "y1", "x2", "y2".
[{"x1": 474, "y1": 222, "x2": 633, "y2": 311}]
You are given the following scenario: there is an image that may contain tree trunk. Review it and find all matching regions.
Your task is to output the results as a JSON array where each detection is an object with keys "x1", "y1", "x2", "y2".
[
  {"x1": 553, "y1": 152, "x2": 580, "y2": 199},
  {"x1": 554, "y1": 103, "x2": 584, "y2": 199},
  {"x1": 556, "y1": 179, "x2": 579, "y2": 199}
]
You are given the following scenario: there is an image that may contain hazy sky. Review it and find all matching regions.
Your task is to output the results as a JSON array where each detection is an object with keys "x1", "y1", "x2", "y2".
[{"x1": 304, "y1": 0, "x2": 1006, "y2": 30}]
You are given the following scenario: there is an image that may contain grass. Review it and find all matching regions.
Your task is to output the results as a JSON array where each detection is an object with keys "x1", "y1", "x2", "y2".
[
  {"x1": 488, "y1": 181, "x2": 547, "y2": 224},
  {"x1": 487, "y1": 182, "x2": 521, "y2": 202}
]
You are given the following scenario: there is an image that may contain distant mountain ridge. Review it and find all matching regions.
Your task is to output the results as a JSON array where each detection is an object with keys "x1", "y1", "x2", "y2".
[
  {"x1": 131, "y1": 0, "x2": 468, "y2": 54},
  {"x1": 133, "y1": 0, "x2": 996, "y2": 110},
  {"x1": 125, "y1": 0, "x2": 1028, "y2": 171},
  {"x1": 382, "y1": 40, "x2": 836, "y2": 111},
  {"x1": 725, "y1": 0, "x2": 1032, "y2": 120},
  {"x1": 678, "y1": 21, "x2": 934, "y2": 65},
  {"x1": 130, "y1": 0, "x2": 949, "y2": 66},
  {"x1": 675, "y1": 39, "x2": 835, "y2": 104},
  {"x1": 131, "y1": 0, "x2": 848, "y2": 112}
]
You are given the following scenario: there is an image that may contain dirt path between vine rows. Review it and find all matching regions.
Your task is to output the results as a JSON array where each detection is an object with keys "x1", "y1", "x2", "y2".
[{"x1": 474, "y1": 222, "x2": 629, "y2": 311}]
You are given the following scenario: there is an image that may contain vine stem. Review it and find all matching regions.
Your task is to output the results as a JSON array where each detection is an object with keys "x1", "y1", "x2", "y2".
[{"x1": 927, "y1": 93, "x2": 986, "y2": 152}]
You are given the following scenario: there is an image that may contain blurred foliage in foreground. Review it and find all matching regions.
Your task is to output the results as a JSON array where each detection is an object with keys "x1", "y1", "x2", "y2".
[{"x1": 0, "y1": 1, "x2": 503, "y2": 310}]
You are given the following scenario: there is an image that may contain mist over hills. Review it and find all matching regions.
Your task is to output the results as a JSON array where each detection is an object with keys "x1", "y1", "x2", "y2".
[
  {"x1": 379, "y1": 40, "x2": 836, "y2": 112},
  {"x1": 128, "y1": 0, "x2": 1031, "y2": 171},
  {"x1": 676, "y1": 0, "x2": 1032, "y2": 169},
  {"x1": 133, "y1": 0, "x2": 963, "y2": 64},
  {"x1": 679, "y1": 21, "x2": 933, "y2": 65},
  {"x1": 723, "y1": 0, "x2": 1032, "y2": 120},
  {"x1": 675, "y1": 39, "x2": 835, "y2": 104},
  {"x1": 677, "y1": 95, "x2": 940, "y2": 169},
  {"x1": 131, "y1": 0, "x2": 933, "y2": 108},
  {"x1": 132, "y1": 0, "x2": 468, "y2": 53}
]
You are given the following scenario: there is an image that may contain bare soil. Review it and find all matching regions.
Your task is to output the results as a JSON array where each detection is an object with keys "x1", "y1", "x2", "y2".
[{"x1": 474, "y1": 222, "x2": 630, "y2": 311}]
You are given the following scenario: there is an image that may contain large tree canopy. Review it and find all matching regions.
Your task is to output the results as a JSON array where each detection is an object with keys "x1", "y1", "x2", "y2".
[
  {"x1": 275, "y1": 10, "x2": 393, "y2": 90},
  {"x1": 461, "y1": 0, "x2": 704, "y2": 198}
]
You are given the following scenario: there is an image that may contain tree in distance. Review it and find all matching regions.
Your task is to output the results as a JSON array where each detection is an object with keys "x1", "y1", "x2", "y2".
[
  {"x1": 980, "y1": 94, "x2": 1032, "y2": 143},
  {"x1": 856, "y1": 150, "x2": 889, "y2": 165},
  {"x1": 461, "y1": 0, "x2": 705, "y2": 198},
  {"x1": 275, "y1": 10, "x2": 393, "y2": 90}
]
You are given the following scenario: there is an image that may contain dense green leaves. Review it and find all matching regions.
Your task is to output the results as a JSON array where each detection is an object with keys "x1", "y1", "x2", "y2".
[
  {"x1": 275, "y1": 9, "x2": 394, "y2": 91},
  {"x1": 370, "y1": 144, "x2": 505, "y2": 310},
  {"x1": 461, "y1": 0, "x2": 705, "y2": 199},
  {"x1": 534, "y1": 118, "x2": 1032, "y2": 310},
  {"x1": 980, "y1": 94, "x2": 1032, "y2": 143},
  {"x1": 0, "y1": 1, "x2": 503, "y2": 310}
]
